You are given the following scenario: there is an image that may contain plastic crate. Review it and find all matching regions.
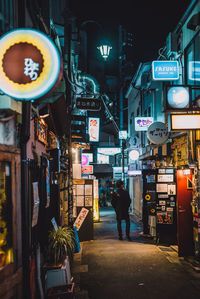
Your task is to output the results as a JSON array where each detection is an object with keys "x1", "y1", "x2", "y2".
[{"x1": 47, "y1": 283, "x2": 75, "y2": 299}]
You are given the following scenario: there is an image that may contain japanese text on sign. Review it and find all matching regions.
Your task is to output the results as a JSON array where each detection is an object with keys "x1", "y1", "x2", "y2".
[
  {"x1": 89, "y1": 117, "x2": 100, "y2": 142},
  {"x1": 74, "y1": 208, "x2": 89, "y2": 231}
]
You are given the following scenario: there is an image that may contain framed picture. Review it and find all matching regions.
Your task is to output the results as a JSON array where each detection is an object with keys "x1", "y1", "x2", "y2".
[
  {"x1": 35, "y1": 118, "x2": 48, "y2": 145},
  {"x1": 168, "y1": 184, "x2": 176, "y2": 195},
  {"x1": 157, "y1": 174, "x2": 174, "y2": 182}
]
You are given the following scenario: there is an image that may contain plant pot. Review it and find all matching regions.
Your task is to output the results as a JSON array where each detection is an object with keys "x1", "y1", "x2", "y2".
[{"x1": 47, "y1": 283, "x2": 75, "y2": 298}]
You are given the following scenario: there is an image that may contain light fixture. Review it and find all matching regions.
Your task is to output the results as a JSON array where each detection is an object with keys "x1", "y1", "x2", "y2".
[
  {"x1": 167, "y1": 86, "x2": 189, "y2": 109},
  {"x1": 119, "y1": 130, "x2": 128, "y2": 140},
  {"x1": 129, "y1": 150, "x2": 139, "y2": 161},
  {"x1": 98, "y1": 44, "x2": 112, "y2": 60}
]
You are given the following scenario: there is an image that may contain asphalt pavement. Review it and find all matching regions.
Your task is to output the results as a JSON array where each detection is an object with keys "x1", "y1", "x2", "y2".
[{"x1": 72, "y1": 207, "x2": 200, "y2": 299}]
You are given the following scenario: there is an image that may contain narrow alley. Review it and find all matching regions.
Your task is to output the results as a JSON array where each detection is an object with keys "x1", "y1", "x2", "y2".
[{"x1": 73, "y1": 207, "x2": 200, "y2": 299}]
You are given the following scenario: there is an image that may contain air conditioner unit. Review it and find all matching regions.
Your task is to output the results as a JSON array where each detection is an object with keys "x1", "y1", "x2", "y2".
[
  {"x1": 0, "y1": 95, "x2": 22, "y2": 114},
  {"x1": 166, "y1": 32, "x2": 178, "y2": 58}
]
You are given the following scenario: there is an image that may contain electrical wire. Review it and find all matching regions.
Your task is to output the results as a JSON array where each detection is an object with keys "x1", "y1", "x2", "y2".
[{"x1": 158, "y1": 46, "x2": 167, "y2": 60}]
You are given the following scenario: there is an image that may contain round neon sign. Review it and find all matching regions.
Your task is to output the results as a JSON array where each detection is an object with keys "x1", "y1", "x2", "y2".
[
  {"x1": 167, "y1": 86, "x2": 189, "y2": 109},
  {"x1": 129, "y1": 150, "x2": 139, "y2": 161},
  {"x1": 0, "y1": 28, "x2": 62, "y2": 101},
  {"x1": 82, "y1": 155, "x2": 89, "y2": 166}
]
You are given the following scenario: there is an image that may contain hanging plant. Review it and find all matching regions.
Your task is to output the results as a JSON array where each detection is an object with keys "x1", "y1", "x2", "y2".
[{"x1": 47, "y1": 226, "x2": 75, "y2": 266}]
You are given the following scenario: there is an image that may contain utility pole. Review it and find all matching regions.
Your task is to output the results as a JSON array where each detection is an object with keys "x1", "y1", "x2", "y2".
[
  {"x1": 18, "y1": 1, "x2": 31, "y2": 298},
  {"x1": 119, "y1": 25, "x2": 126, "y2": 182},
  {"x1": 118, "y1": 25, "x2": 123, "y2": 131},
  {"x1": 64, "y1": 2, "x2": 74, "y2": 226}
]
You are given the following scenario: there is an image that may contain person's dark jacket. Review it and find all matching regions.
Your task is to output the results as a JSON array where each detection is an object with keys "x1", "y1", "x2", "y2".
[{"x1": 111, "y1": 188, "x2": 131, "y2": 219}]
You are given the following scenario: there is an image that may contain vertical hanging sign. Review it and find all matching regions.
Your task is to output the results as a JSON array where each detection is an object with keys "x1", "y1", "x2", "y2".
[{"x1": 88, "y1": 117, "x2": 100, "y2": 142}]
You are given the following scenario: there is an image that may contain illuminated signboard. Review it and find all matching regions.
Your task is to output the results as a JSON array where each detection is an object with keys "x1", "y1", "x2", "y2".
[
  {"x1": 167, "y1": 86, "x2": 190, "y2": 109},
  {"x1": 88, "y1": 117, "x2": 100, "y2": 142},
  {"x1": 97, "y1": 154, "x2": 109, "y2": 164},
  {"x1": 129, "y1": 150, "x2": 139, "y2": 161},
  {"x1": 119, "y1": 130, "x2": 128, "y2": 140},
  {"x1": 97, "y1": 147, "x2": 121, "y2": 155},
  {"x1": 127, "y1": 170, "x2": 142, "y2": 176},
  {"x1": 147, "y1": 122, "x2": 169, "y2": 144},
  {"x1": 0, "y1": 28, "x2": 62, "y2": 101},
  {"x1": 189, "y1": 61, "x2": 200, "y2": 81},
  {"x1": 169, "y1": 114, "x2": 200, "y2": 131},
  {"x1": 82, "y1": 165, "x2": 93, "y2": 174},
  {"x1": 93, "y1": 180, "x2": 99, "y2": 222},
  {"x1": 81, "y1": 153, "x2": 93, "y2": 166},
  {"x1": 135, "y1": 117, "x2": 153, "y2": 131},
  {"x1": 152, "y1": 60, "x2": 179, "y2": 80}
]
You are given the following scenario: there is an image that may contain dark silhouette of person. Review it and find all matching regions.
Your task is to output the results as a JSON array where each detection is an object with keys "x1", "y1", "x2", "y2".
[{"x1": 111, "y1": 180, "x2": 131, "y2": 241}]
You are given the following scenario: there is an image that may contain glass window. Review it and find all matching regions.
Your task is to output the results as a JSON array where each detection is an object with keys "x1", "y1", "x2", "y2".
[
  {"x1": 0, "y1": 161, "x2": 13, "y2": 268},
  {"x1": 185, "y1": 32, "x2": 200, "y2": 103}
]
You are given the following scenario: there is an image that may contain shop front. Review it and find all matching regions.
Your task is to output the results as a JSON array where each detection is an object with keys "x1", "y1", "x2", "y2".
[{"x1": 0, "y1": 146, "x2": 22, "y2": 298}]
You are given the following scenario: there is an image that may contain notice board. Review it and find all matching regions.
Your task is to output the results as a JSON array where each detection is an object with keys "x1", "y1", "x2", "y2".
[{"x1": 73, "y1": 179, "x2": 94, "y2": 241}]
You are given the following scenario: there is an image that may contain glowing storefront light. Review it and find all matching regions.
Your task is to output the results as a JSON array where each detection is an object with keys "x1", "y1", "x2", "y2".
[
  {"x1": 119, "y1": 130, "x2": 128, "y2": 140},
  {"x1": 89, "y1": 117, "x2": 100, "y2": 142},
  {"x1": 129, "y1": 150, "x2": 139, "y2": 161},
  {"x1": 97, "y1": 153, "x2": 109, "y2": 164},
  {"x1": 0, "y1": 28, "x2": 62, "y2": 101},
  {"x1": 97, "y1": 147, "x2": 121, "y2": 155},
  {"x1": 135, "y1": 117, "x2": 154, "y2": 131},
  {"x1": 167, "y1": 86, "x2": 189, "y2": 109},
  {"x1": 189, "y1": 61, "x2": 200, "y2": 81},
  {"x1": 98, "y1": 45, "x2": 112, "y2": 60},
  {"x1": 170, "y1": 114, "x2": 200, "y2": 130}
]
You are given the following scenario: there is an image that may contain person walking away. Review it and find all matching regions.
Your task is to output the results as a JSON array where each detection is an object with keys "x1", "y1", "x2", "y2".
[{"x1": 111, "y1": 180, "x2": 131, "y2": 241}]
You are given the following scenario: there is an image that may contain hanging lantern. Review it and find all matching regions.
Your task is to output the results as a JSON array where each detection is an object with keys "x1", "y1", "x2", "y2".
[{"x1": 98, "y1": 44, "x2": 112, "y2": 60}]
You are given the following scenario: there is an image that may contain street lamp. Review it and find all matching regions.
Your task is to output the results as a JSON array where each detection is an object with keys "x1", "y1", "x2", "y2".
[
  {"x1": 80, "y1": 20, "x2": 112, "y2": 60},
  {"x1": 98, "y1": 44, "x2": 112, "y2": 60}
]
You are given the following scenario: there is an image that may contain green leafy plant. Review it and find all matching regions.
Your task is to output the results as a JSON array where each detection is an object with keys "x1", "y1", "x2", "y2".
[{"x1": 47, "y1": 226, "x2": 75, "y2": 265}]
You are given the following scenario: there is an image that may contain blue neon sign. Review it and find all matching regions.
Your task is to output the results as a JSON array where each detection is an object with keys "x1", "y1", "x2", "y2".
[{"x1": 152, "y1": 60, "x2": 179, "y2": 81}]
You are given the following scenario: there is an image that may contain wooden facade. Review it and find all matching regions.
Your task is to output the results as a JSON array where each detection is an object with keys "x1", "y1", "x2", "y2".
[{"x1": 0, "y1": 145, "x2": 22, "y2": 299}]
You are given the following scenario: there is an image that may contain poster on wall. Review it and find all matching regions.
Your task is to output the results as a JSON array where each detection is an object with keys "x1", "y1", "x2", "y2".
[
  {"x1": 168, "y1": 184, "x2": 176, "y2": 195},
  {"x1": 157, "y1": 174, "x2": 174, "y2": 182},
  {"x1": 156, "y1": 183, "x2": 168, "y2": 193},
  {"x1": 157, "y1": 211, "x2": 173, "y2": 224}
]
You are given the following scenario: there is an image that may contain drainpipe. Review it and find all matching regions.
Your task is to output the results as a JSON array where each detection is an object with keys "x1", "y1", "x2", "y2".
[
  {"x1": 20, "y1": 102, "x2": 31, "y2": 299},
  {"x1": 64, "y1": 2, "x2": 74, "y2": 226}
]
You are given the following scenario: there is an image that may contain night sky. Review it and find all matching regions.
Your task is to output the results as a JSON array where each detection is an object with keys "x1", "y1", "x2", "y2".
[{"x1": 70, "y1": 0, "x2": 192, "y2": 69}]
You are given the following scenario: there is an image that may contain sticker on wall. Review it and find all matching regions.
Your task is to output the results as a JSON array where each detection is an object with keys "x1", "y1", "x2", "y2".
[
  {"x1": 145, "y1": 194, "x2": 151, "y2": 200},
  {"x1": 0, "y1": 28, "x2": 62, "y2": 101}
]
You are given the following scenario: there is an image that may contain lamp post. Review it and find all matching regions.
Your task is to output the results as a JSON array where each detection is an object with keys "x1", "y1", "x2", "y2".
[{"x1": 98, "y1": 44, "x2": 112, "y2": 60}]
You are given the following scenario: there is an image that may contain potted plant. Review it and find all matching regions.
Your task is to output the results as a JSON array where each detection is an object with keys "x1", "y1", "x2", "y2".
[
  {"x1": 44, "y1": 226, "x2": 76, "y2": 294},
  {"x1": 47, "y1": 226, "x2": 75, "y2": 266}
]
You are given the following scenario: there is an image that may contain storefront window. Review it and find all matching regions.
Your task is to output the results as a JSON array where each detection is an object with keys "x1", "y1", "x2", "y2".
[
  {"x1": 185, "y1": 32, "x2": 200, "y2": 102},
  {"x1": 0, "y1": 161, "x2": 13, "y2": 268}
]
